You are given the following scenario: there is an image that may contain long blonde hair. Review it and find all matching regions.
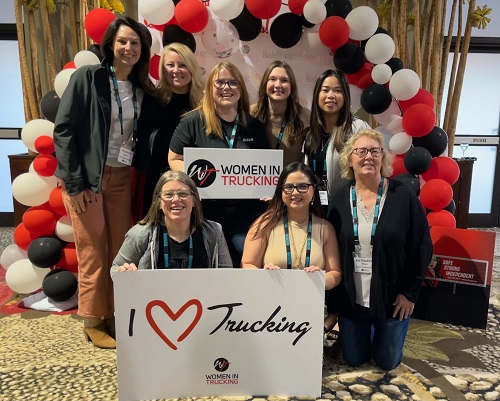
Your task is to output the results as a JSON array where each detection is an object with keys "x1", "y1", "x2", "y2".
[
  {"x1": 158, "y1": 43, "x2": 204, "y2": 107},
  {"x1": 196, "y1": 61, "x2": 250, "y2": 139}
]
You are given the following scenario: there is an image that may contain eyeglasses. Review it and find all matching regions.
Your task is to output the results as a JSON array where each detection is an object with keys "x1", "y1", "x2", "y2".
[
  {"x1": 214, "y1": 79, "x2": 239, "y2": 89},
  {"x1": 282, "y1": 183, "x2": 313, "y2": 194},
  {"x1": 352, "y1": 147, "x2": 383, "y2": 158},
  {"x1": 160, "y1": 190, "x2": 192, "y2": 200}
]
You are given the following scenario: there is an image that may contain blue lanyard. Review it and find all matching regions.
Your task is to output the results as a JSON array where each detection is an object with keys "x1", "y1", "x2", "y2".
[
  {"x1": 275, "y1": 117, "x2": 287, "y2": 149},
  {"x1": 163, "y1": 231, "x2": 193, "y2": 269},
  {"x1": 109, "y1": 65, "x2": 138, "y2": 144},
  {"x1": 224, "y1": 114, "x2": 239, "y2": 148},
  {"x1": 283, "y1": 212, "x2": 313, "y2": 269},
  {"x1": 351, "y1": 177, "x2": 384, "y2": 252},
  {"x1": 312, "y1": 142, "x2": 329, "y2": 186}
]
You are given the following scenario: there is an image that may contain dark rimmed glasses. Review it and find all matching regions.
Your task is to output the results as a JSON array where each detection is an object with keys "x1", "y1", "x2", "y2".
[
  {"x1": 352, "y1": 147, "x2": 383, "y2": 158},
  {"x1": 282, "y1": 183, "x2": 313, "y2": 194},
  {"x1": 214, "y1": 79, "x2": 239, "y2": 89}
]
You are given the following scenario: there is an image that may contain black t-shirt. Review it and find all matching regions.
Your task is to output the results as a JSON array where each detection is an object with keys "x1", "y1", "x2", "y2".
[{"x1": 156, "y1": 225, "x2": 209, "y2": 269}]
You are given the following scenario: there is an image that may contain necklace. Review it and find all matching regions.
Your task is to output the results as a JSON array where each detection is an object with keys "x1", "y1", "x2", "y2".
[{"x1": 288, "y1": 221, "x2": 308, "y2": 269}]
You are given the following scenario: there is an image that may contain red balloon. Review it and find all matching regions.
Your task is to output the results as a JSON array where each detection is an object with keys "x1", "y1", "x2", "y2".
[
  {"x1": 391, "y1": 154, "x2": 408, "y2": 177},
  {"x1": 57, "y1": 243, "x2": 78, "y2": 273},
  {"x1": 420, "y1": 179, "x2": 453, "y2": 211},
  {"x1": 288, "y1": 0, "x2": 308, "y2": 15},
  {"x1": 246, "y1": 0, "x2": 281, "y2": 20},
  {"x1": 402, "y1": 104, "x2": 436, "y2": 138},
  {"x1": 175, "y1": 0, "x2": 209, "y2": 33},
  {"x1": 33, "y1": 154, "x2": 57, "y2": 177},
  {"x1": 63, "y1": 61, "x2": 76, "y2": 70},
  {"x1": 13, "y1": 223, "x2": 36, "y2": 251},
  {"x1": 356, "y1": 70, "x2": 375, "y2": 90},
  {"x1": 319, "y1": 17, "x2": 349, "y2": 50},
  {"x1": 399, "y1": 88, "x2": 435, "y2": 113},
  {"x1": 49, "y1": 186, "x2": 68, "y2": 217},
  {"x1": 34, "y1": 136, "x2": 55, "y2": 155},
  {"x1": 84, "y1": 8, "x2": 116, "y2": 44},
  {"x1": 149, "y1": 54, "x2": 161, "y2": 80},
  {"x1": 22, "y1": 206, "x2": 57, "y2": 238},
  {"x1": 427, "y1": 210, "x2": 456, "y2": 228},
  {"x1": 422, "y1": 156, "x2": 460, "y2": 185},
  {"x1": 346, "y1": 62, "x2": 372, "y2": 87}
]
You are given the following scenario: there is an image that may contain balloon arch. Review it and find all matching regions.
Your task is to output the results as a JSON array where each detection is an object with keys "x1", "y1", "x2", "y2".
[{"x1": 1, "y1": 0, "x2": 459, "y2": 299}]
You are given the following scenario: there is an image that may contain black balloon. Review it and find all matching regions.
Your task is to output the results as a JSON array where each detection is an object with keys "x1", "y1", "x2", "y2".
[
  {"x1": 444, "y1": 199, "x2": 456, "y2": 215},
  {"x1": 333, "y1": 43, "x2": 366, "y2": 74},
  {"x1": 87, "y1": 44, "x2": 103, "y2": 61},
  {"x1": 27, "y1": 237, "x2": 63, "y2": 268},
  {"x1": 300, "y1": 14, "x2": 315, "y2": 29},
  {"x1": 162, "y1": 25, "x2": 196, "y2": 52},
  {"x1": 404, "y1": 147, "x2": 433, "y2": 175},
  {"x1": 40, "y1": 90, "x2": 60, "y2": 124},
  {"x1": 231, "y1": 5, "x2": 262, "y2": 42},
  {"x1": 270, "y1": 13, "x2": 303, "y2": 49},
  {"x1": 325, "y1": 0, "x2": 353, "y2": 19},
  {"x1": 386, "y1": 57, "x2": 404, "y2": 74},
  {"x1": 361, "y1": 27, "x2": 391, "y2": 50},
  {"x1": 412, "y1": 126, "x2": 448, "y2": 157},
  {"x1": 393, "y1": 173, "x2": 420, "y2": 195},
  {"x1": 361, "y1": 84, "x2": 393, "y2": 114},
  {"x1": 42, "y1": 268, "x2": 78, "y2": 302}
]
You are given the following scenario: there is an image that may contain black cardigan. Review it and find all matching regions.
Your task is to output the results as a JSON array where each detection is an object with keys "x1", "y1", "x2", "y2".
[{"x1": 328, "y1": 179, "x2": 433, "y2": 320}]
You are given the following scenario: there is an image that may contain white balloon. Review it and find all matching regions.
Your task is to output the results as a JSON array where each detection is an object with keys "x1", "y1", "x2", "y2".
[
  {"x1": 11, "y1": 172, "x2": 53, "y2": 207},
  {"x1": 389, "y1": 131, "x2": 413, "y2": 154},
  {"x1": 345, "y1": 6, "x2": 379, "y2": 40},
  {"x1": 74, "y1": 50, "x2": 100, "y2": 68},
  {"x1": 301, "y1": 27, "x2": 329, "y2": 56},
  {"x1": 1, "y1": 244, "x2": 28, "y2": 271},
  {"x1": 209, "y1": 0, "x2": 244, "y2": 21},
  {"x1": 5, "y1": 259, "x2": 49, "y2": 294},
  {"x1": 387, "y1": 116, "x2": 404, "y2": 134},
  {"x1": 201, "y1": 18, "x2": 240, "y2": 58},
  {"x1": 42, "y1": 175, "x2": 59, "y2": 191},
  {"x1": 139, "y1": 0, "x2": 175, "y2": 25},
  {"x1": 371, "y1": 63, "x2": 393, "y2": 85},
  {"x1": 389, "y1": 68, "x2": 421, "y2": 101},
  {"x1": 150, "y1": 33, "x2": 161, "y2": 56},
  {"x1": 54, "y1": 68, "x2": 76, "y2": 98},
  {"x1": 21, "y1": 119, "x2": 55, "y2": 153},
  {"x1": 375, "y1": 125, "x2": 394, "y2": 148},
  {"x1": 303, "y1": 0, "x2": 327, "y2": 24},
  {"x1": 349, "y1": 84, "x2": 363, "y2": 113},
  {"x1": 365, "y1": 34, "x2": 395, "y2": 64},
  {"x1": 55, "y1": 216, "x2": 75, "y2": 243},
  {"x1": 374, "y1": 98, "x2": 401, "y2": 126}
]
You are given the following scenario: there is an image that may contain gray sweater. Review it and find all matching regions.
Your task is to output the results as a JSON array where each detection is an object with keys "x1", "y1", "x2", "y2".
[{"x1": 110, "y1": 220, "x2": 232, "y2": 278}]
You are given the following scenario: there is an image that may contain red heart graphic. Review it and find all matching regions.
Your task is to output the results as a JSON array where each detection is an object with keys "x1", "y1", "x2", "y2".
[{"x1": 145, "y1": 299, "x2": 203, "y2": 350}]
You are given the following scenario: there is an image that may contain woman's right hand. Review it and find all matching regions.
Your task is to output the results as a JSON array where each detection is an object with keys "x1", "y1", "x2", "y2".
[
  {"x1": 115, "y1": 263, "x2": 138, "y2": 272},
  {"x1": 69, "y1": 190, "x2": 92, "y2": 214},
  {"x1": 263, "y1": 263, "x2": 281, "y2": 270}
]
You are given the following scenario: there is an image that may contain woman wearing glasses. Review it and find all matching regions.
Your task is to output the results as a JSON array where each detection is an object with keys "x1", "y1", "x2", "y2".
[
  {"x1": 250, "y1": 61, "x2": 310, "y2": 167},
  {"x1": 111, "y1": 170, "x2": 232, "y2": 275},
  {"x1": 241, "y1": 163, "x2": 341, "y2": 291},
  {"x1": 168, "y1": 62, "x2": 269, "y2": 267},
  {"x1": 328, "y1": 129, "x2": 432, "y2": 370}
]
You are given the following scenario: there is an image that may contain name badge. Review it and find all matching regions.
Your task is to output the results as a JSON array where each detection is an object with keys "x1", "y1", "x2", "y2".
[
  {"x1": 353, "y1": 256, "x2": 372, "y2": 274},
  {"x1": 118, "y1": 147, "x2": 134, "y2": 166},
  {"x1": 319, "y1": 190, "x2": 328, "y2": 206}
]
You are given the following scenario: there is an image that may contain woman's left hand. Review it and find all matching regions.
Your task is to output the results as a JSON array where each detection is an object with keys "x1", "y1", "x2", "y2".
[
  {"x1": 304, "y1": 265, "x2": 321, "y2": 273},
  {"x1": 392, "y1": 294, "x2": 414, "y2": 321}
]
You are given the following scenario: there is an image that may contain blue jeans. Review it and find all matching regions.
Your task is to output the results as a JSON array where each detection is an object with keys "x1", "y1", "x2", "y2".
[{"x1": 339, "y1": 305, "x2": 410, "y2": 371}]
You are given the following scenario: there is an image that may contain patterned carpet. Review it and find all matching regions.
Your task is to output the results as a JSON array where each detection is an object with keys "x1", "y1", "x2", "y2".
[{"x1": 1, "y1": 227, "x2": 499, "y2": 401}]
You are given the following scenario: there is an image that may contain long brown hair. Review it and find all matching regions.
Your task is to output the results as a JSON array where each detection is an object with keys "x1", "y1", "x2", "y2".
[
  {"x1": 195, "y1": 61, "x2": 250, "y2": 139},
  {"x1": 303, "y1": 69, "x2": 353, "y2": 154},
  {"x1": 253, "y1": 61, "x2": 305, "y2": 145},
  {"x1": 252, "y1": 162, "x2": 324, "y2": 240}
]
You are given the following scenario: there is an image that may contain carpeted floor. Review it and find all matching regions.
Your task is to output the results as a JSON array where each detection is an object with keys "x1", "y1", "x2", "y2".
[{"x1": 1, "y1": 227, "x2": 499, "y2": 401}]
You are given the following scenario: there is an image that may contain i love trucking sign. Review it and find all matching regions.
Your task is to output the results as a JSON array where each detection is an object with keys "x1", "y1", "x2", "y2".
[
  {"x1": 184, "y1": 148, "x2": 283, "y2": 199},
  {"x1": 113, "y1": 269, "x2": 325, "y2": 400}
]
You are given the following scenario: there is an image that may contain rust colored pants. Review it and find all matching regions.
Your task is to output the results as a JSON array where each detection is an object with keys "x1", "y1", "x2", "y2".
[{"x1": 62, "y1": 166, "x2": 131, "y2": 318}]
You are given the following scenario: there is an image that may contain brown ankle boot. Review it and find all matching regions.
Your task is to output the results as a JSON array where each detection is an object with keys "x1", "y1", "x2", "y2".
[{"x1": 83, "y1": 323, "x2": 116, "y2": 349}]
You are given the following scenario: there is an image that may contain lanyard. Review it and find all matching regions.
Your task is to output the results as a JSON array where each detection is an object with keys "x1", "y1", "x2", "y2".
[
  {"x1": 312, "y1": 142, "x2": 329, "y2": 185},
  {"x1": 163, "y1": 231, "x2": 193, "y2": 269},
  {"x1": 283, "y1": 212, "x2": 313, "y2": 270},
  {"x1": 351, "y1": 177, "x2": 384, "y2": 252},
  {"x1": 224, "y1": 114, "x2": 239, "y2": 148},
  {"x1": 109, "y1": 65, "x2": 138, "y2": 144},
  {"x1": 275, "y1": 117, "x2": 287, "y2": 149}
]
